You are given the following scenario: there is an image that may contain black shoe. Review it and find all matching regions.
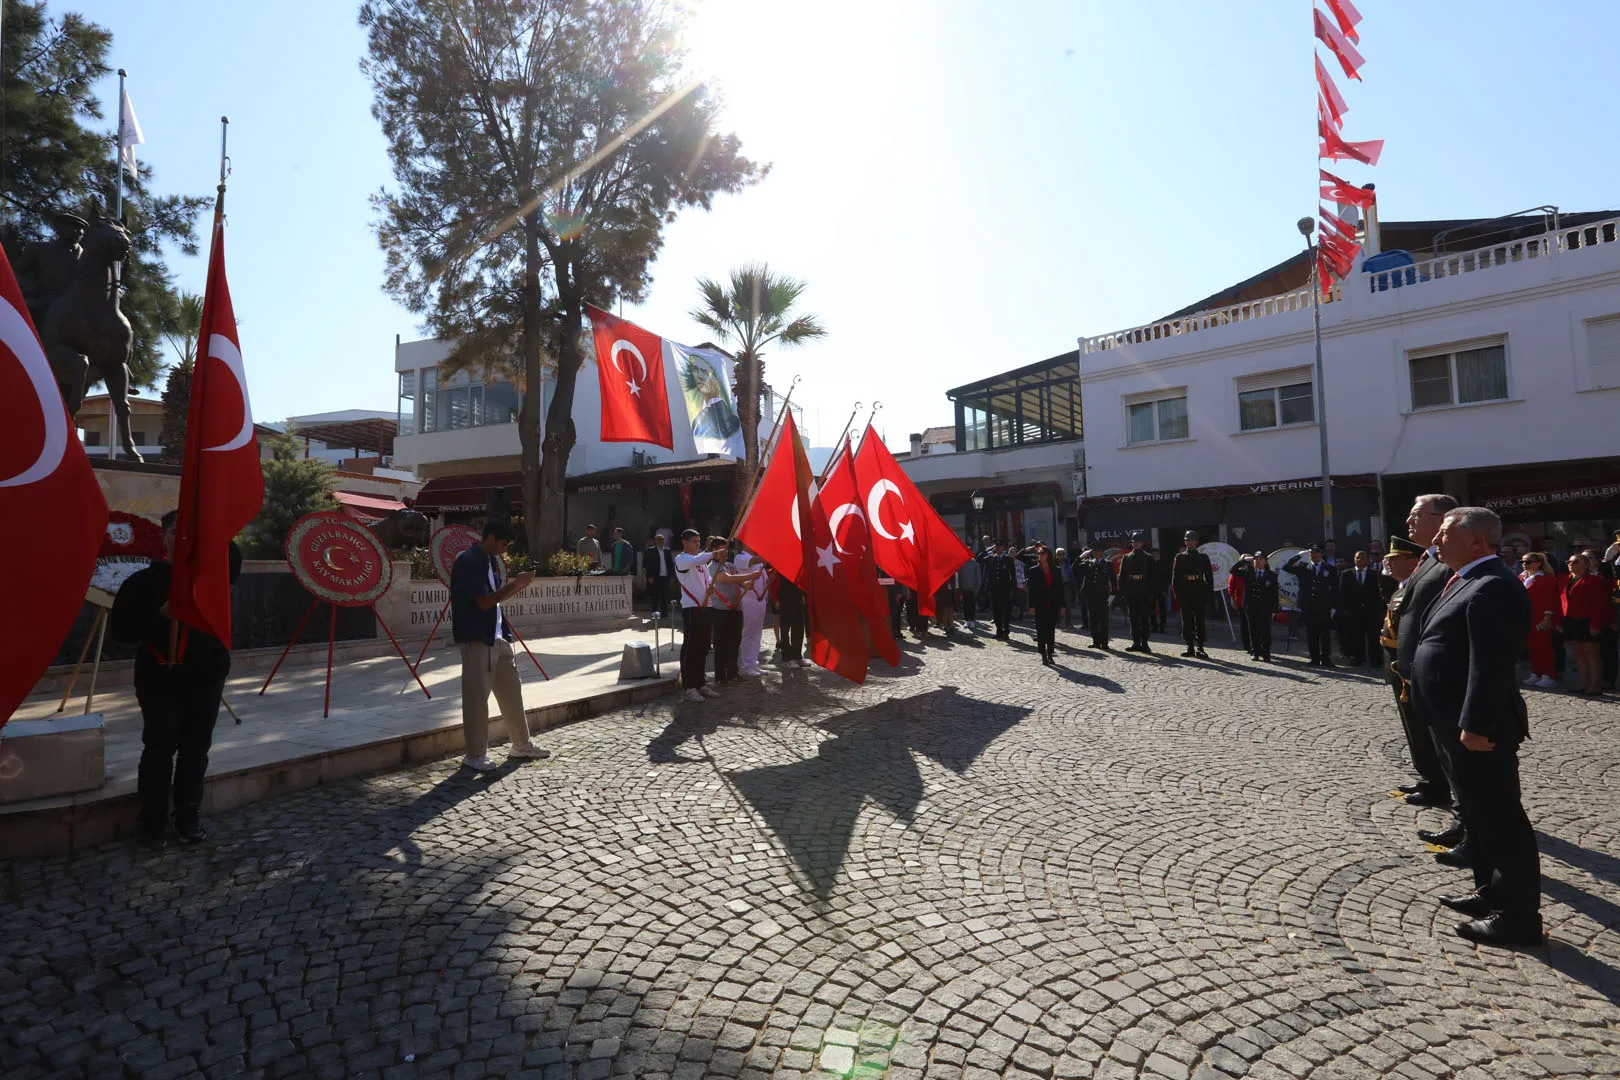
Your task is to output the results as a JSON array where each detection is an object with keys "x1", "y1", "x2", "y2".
[
  {"x1": 1418, "y1": 823, "x2": 1465, "y2": 847},
  {"x1": 174, "y1": 821, "x2": 209, "y2": 846},
  {"x1": 1322, "y1": 659, "x2": 1337, "y2": 669},
  {"x1": 1141, "y1": 645, "x2": 1153, "y2": 654},
  {"x1": 1182, "y1": 649, "x2": 1197, "y2": 657},
  {"x1": 1455, "y1": 913, "x2": 1543, "y2": 948},
  {"x1": 1397, "y1": 782, "x2": 1424, "y2": 795},
  {"x1": 1197, "y1": 649, "x2": 1209, "y2": 659},
  {"x1": 1433, "y1": 840, "x2": 1475, "y2": 868},
  {"x1": 135, "y1": 828, "x2": 167, "y2": 852},
  {"x1": 1403, "y1": 788, "x2": 1453, "y2": 809},
  {"x1": 1439, "y1": 891, "x2": 1494, "y2": 918}
]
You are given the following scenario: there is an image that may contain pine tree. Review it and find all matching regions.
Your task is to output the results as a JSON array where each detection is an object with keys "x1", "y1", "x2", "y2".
[
  {"x1": 239, "y1": 430, "x2": 335, "y2": 559},
  {"x1": 0, "y1": 0, "x2": 210, "y2": 388}
]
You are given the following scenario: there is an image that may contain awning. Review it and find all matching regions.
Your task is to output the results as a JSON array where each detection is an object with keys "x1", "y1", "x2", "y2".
[
  {"x1": 566, "y1": 458, "x2": 738, "y2": 493},
  {"x1": 411, "y1": 472, "x2": 520, "y2": 514},
  {"x1": 330, "y1": 490, "x2": 407, "y2": 523},
  {"x1": 1081, "y1": 473, "x2": 1377, "y2": 509}
]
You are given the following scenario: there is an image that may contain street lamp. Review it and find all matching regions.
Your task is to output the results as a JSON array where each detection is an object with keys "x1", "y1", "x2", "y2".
[
  {"x1": 971, "y1": 489, "x2": 985, "y2": 551},
  {"x1": 1298, "y1": 217, "x2": 1335, "y2": 544}
]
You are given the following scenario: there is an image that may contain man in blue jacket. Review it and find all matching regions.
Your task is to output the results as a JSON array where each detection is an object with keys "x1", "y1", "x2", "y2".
[{"x1": 451, "y1": 520, "x2": 549, "y2": 771}]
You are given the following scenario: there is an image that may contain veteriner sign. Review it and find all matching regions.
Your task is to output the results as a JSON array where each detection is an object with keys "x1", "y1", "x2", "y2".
[{"x1": 408, "y1": 575, "x2": 632, "y2": 633}]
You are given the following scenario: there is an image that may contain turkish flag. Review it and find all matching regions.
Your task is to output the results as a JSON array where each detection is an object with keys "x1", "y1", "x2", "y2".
[
  {"x1": 0, "y1": 242, "x2": 108, "y2": 724},
  {"x1": 852, "y1": 425, "x2": 971, "y2": 617},
  {"x1": 1315, "y1": 56, "x2": 1348, "y2": 130},
  {"x1": 1314, "y1": 7, "x2": 1365, "y2": 81},
  {"x1": 735, "y1": 412, "x2": 868, "y2": 683},
  {"x1": 1322, "y1": 0, "x2": 1362, "y2": 44},
  {"x1": 169, "y1": 213, "x2": 264, "y2": 647},
  {"x1": 588, "y1": 304, "x2": 673, "y2": 449},
  {"x1": 1319, "y1": 169, "x2": 1376, "y2": 210},
  {"x1": 1319, "y1": 126, "x2": 1383, "y2": 167},
  {"x1": 818, "y1": 442, "x2": 900, "y2": 667}
]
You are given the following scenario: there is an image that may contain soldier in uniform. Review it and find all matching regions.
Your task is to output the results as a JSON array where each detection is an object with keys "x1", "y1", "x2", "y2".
[
  {"x1": 14, "y1": 212, "x2": 86, "y2": 328},
  {"x1": 1076, "y1": 549, "x2": 1116, "y2": 649},
  {"x1": 1232, "y1": 552, "x2": 1280, "y2": 661},
  {"x1": 1118, "y1": 532, "x2": 1157, "y2": 653},
  {"x1": 1284, "y1": 543, "x2": 1340, "y2": 666},
  {"x1": 984, "y1": 538, "x2": 1018, "y2": 640},
  {"x1": 1380, "y1": 538, "x2": 1427, "y2": 798},
  {"x1": 1171, "y1": 530, "x2": 1215, "y2": 658}
]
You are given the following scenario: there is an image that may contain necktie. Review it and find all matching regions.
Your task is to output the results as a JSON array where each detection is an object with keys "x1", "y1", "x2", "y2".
[{"x1": 1440, "y1": 572, "x2": 1463, "y2": 597}]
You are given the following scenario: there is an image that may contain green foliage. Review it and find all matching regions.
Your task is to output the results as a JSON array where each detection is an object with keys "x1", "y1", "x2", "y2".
[
  {"x1": 157, "y1": 292, "x2": 202, "y2": 462},
  {"x1": 0, "y1": 0, "x2": 211, "y2": 389},
  {"x1": 238, "y1": 429, "x2": 336, "y2": 559},
  {"x1": 691, "y1": 265, "x2": 825, "y2": 499},
  {"x1": 360, "y1": 0, "x2": 764, "y2": 552},
  {"x1": 402, "y1": 546, "x2": 436, "y2": 580},
  {"x1": 546, "y1": 550, "x2": 593, "y2": 577}
]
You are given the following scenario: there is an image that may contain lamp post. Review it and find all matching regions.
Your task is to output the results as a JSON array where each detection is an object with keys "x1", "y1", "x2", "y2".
[
  {"x1": 971, "y1": 490, "x2": 986, "y2": 552},
  {"x1": 1298, "y1": 217, "x2": 1334, "y2": 544}
]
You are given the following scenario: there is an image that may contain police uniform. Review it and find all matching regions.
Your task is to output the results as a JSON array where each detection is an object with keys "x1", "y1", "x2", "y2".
[
  {"x1": 1232, "y1": 557, "x2": 1279, "y2": 661},
  {"x1": 1284, "y1": 547, "x2": 1339, "y2": 665},
  {"x1": 1118, "y1": 538, "x2": 1157, "y2": 651},
  {"x1": 1171, "y1": 536, "x2": 1215, "y2": 656}
]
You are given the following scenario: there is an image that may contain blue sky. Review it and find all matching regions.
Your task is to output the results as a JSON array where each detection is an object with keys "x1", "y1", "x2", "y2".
[{"x1": 73, "y1": 0, "x2": 1619, "y2": 449}]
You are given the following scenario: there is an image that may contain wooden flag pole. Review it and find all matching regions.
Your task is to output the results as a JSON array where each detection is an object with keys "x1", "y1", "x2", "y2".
[{"x1": 729, "y1": 374, "x2": 801, "y2": 536}]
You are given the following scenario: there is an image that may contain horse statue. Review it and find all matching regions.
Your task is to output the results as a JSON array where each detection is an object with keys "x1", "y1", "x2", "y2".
[
  {"x1": 37, "y1": 215, "x2": 140, "y2": 461},
  {"x1": 368, "y1": 508, "x2": 431, "y2": 552}
]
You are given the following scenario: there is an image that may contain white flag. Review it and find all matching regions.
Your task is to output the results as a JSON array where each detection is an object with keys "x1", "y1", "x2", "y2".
[{"x1": 118, "y1": 87, "x2": 145, "y2": 179}]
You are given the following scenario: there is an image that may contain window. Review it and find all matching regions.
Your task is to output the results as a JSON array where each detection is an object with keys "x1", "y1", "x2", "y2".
[
  {"x1": 1126, "y1": 393, "x2": 1188, "y2": 444},
  {"x1": 83, "y1": 430, "x2": 101, "y2": 446},
  {"x1": 1585, "y1": 316, "x2": 1620, "y2": 389},
  {"x1": 1236, "y1": 368, "x2": 1315, "y2": 431},
  {"x1": 397, "y1": 371, "x2": 415, "y2": 437},
  {"x1": 131, "y1": 430, "x2": 148, "y2": 446},
  {"x1": 419, "y1": 368, "x2": 438, "y2": 432},
  {"x1": 1408, "y1": 343, "x2": 1508, "y2": 409}
]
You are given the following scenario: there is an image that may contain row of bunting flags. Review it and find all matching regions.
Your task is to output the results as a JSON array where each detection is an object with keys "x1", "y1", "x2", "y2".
[
  {"x1": 588, "y1": 304, "x2": 974, "y2": 686},
  {"x1": 1315, "y1": 0, "x2": 1380, "y2": 293},
  {"x1": 0, "y1": 112, "x2": 262, "y2": 726}
]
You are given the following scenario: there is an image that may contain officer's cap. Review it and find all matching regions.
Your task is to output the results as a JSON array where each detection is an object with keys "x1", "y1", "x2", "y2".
[
  {"x1": 1183, "y1": 530, "x2": 1198, "y2": 541},
  {"x1": 1130, "y1": 531, "x2": 1147, "y2": 543},
  {"x1": 51, "y1": 212, "x2": 88, "y2": 230},
  {"x1": 1309, "y1": 542, "x2": 1325, "y2": 553},
  {"x1": 1386, "y1": 535, "x2": 1424, "y2": 559}
]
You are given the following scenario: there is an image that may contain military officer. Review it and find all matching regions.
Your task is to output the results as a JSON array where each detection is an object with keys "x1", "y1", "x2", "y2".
[
  {"x1": 1118, "y1": 532, "x2": 1157, "y2": 653},
  {"x1": 1284, "y1": 543, "x2": 1340, "y2": 666},
  {"x1": 1171, "y1": 530, "x2": 1215, "y2": 658},
  {"x1": 983, "y1": 538, "x2": 1019, "y2": 640},
  {"x1": 1076, "y1": 548, "x2": 1117, "y2": 649}
]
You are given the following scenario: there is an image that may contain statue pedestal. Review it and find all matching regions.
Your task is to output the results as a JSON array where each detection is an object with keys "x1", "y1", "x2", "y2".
[{"x1": 0, "y1": 714, "x2": 106, "y2": 804}]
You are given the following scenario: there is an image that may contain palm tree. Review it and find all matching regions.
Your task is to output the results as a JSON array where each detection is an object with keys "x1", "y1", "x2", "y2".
[
  {"x1": 690, "y1": 265, "x2": 826, "y2": 507},
  {"x1": 158, "y1": 292, "x2": 204, "y2": 463}
]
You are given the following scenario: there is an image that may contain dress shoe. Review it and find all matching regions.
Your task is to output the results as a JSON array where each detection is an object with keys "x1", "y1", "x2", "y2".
[
  {"x1": 1321, "y1": 659, "x2": 1337, "y2": 669},
  {"x1": 1396, "y1": 782, "x2": 1424, "y2": 795},
  {"x1": 174, "y1": 821, "x2": 209, "y2": 846},
  {"x1": 1438, "y1": 891, "x2": 1494, "y2": 918},
  {"x1": 1182, "y1": 649, "x2": 1197, "y2": 658},
  {"x1": 1196, "y1": 649, "x2": 1210, "y2": 659},
  {"x1": 1418, "y1": 823, "x2": 1466, "y2": 847},
  {"x1": 1433, "y1": 840, "x2": 1475, "y2": 868},
  {"x1": 1403, "y1": 788, "x2": 1453, "y2": 808},
  {"x1": 1455, "y1": 912, "x2": 1544, "y2": 948}
]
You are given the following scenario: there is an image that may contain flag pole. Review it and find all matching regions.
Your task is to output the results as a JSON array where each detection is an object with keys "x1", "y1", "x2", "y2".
[
  {"x1": 815, "y1": 402, "x2": 861, "y2": 486},
  {"x1": 729, "y1": 375, "x2": 801, "y2": 536},
  {"x1": 114, "y1": 69, "x2": 126, "y2": 219}
]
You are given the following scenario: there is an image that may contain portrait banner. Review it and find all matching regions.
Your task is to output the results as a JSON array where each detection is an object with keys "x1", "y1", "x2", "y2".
[{"x1": 671, "y1": 342, "x2": 744, "y2": 458}]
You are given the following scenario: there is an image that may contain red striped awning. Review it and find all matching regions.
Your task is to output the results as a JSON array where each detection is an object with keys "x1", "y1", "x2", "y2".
[{"x1": 330, "y1": 490, "x2": 407, "y2": 523}]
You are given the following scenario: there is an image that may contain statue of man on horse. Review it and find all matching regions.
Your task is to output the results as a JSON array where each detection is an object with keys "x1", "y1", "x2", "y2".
[{"x1": 15, "y1": 211, "x2": 143, "y2": 461}]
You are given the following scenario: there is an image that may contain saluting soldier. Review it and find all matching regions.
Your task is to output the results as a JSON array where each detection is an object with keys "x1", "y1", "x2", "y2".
[
  {"x1": 984, "y1": 538, "x2": 1019, "y2": 640},
  {"x1": 1232, "y1": 552, "x2": 1280, "y2": 661},
  {"x1": 1077, "y1": 549, "x2": 1117, "y2": 649},
  {"x1": 1118, "y1": 532, "x2": 1157, "y2": 653},
  {"x1": 1284, "y1": 543, "x2": 1340, "y2": 666},
  {"x1": 1379, "y1": 535, "x2": 1443, "y2": 807},
  {"x1": 1171, "y1": 530, "x2": 1215, "y2": 659}
]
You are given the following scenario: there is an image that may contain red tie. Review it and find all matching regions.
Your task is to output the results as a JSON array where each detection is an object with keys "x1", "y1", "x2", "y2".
[{"x1": 1440, "y1": 572, "x2": 1462, "y2": 597}]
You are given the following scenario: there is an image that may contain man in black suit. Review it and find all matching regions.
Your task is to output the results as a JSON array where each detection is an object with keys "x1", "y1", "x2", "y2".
[
  {"x1": 643, "y1": 532, "x2": 677, "y2": 618},
  {"x1": 1395, "y1": 495, "x2": 1460, "y2": 822},
  {"x1": 1412, "y1": 507, "x2": 1539, "y2": 947},
  {"x1": 1338, "y1": 551, "x2": 1384, "y2": 666},
  {"x1": 1284, "y1": 544, "x2": 1339, "y2": 666}
]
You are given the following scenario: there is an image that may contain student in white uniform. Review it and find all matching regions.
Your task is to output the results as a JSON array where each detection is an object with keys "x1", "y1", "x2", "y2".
[
  {"x1": 734, "y1": 549, "x2": 771, "y2": 676},
  {"x1": 674, "y1": 532, "x2": 760, "y2": 702}
]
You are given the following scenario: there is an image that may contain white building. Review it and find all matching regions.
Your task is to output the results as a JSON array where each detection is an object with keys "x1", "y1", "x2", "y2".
[
  {"x1": 1076, "y1": 209, "x2": 1620, "y2": 556},
  {"x1": 391, "y1": 335, "x2": 803, "y2": 542}
]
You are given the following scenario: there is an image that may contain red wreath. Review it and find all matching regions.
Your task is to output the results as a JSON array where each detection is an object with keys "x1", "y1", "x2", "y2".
[{"x1": 99, "y1": 511, "x2": 166, "y2": 560}]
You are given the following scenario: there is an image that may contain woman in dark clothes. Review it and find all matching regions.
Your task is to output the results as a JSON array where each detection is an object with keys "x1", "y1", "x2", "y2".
[{"x1": 1027, "y1": 545, "x2": 1067, "y2": 664}]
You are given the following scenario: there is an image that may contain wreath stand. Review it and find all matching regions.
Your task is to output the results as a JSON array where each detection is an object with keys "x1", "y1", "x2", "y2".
[
  {"x1": 258, "y1": 512, "x2": 431, "y2": 717},
  {"x1": 55, "y1": 589, "x2": 113, "y2": 716}
]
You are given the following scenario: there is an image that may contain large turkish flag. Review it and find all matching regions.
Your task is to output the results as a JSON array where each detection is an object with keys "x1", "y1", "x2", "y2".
[
  {"x1": 852, "y1": 425, "x2": 972, "y2": 616},
  {"x1": 0, "y1": 241, "x2": 107, "y2": 725},
  {"x1": 588, "y1": 305, "x2": 674, "y2": 449},
  {"x1": 817, "y1": 442, "x2": 900, "y2": 666},
  {"x1": 169, "y1": 213, "x2": 263, "y2": 647}
]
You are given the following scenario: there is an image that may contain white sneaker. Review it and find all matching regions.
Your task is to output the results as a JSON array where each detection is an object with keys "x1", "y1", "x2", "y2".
[
  {"x1": 795, "y1": 659, "x2": 811, "y2": 668},
  {"x1": 740, "y1": 669, "x2": 762, "y2": 678},
  {"x1": 508, "y1": 746, "x2": 551, "y2": 760},
  {"x1": 462, "y1": 755, "x2": 497, "y2": 772},
  {"x1": 699, "y1": 685, "x2": 720, "y2": 698},
  {"x1": 1537, "y1": 675, "x2": 1559, "y2": 688},
  {"x1": 1523, "y1": 675, "x2": 1541, "y2": 686},
  {"x1": 682, "y1": 689, "x2": 705, "y2": 702}
]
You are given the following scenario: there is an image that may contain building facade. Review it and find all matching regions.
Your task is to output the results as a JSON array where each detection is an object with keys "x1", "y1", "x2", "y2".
[{"x1": 1077, "y1": 212, "x2": 1620, "y2": 556}]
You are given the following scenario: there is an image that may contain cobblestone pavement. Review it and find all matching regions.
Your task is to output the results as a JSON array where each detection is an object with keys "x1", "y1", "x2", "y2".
[{"x1": 4, "y1": 621, "x2": 1618, "y2": 1080}]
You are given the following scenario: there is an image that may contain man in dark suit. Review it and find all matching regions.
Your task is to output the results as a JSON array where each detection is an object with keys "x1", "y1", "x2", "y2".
[
  {"x1": 1284, "y1": 544, "x2": 1339, "y2": 666},
  {"x1": 1338, "y1": 551, "x2": 1384, "y2": 666},
  {"x1": 1412, "y1": 507, "x2": 1539, "y2": 947},
  {"x1": 643, "y1": 532, "x2": 677, "y2": 618},
  {"x1": 983, "y1": 538, "x2": 1018, "y2": 640},
  {"x1": 1395, "y1": 495, "x2": 1460, "y2": 822}
]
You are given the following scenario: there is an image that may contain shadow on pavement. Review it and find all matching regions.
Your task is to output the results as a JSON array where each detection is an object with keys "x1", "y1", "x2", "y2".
[
  {"x1": 725, "y1": 686, "x2": 1030, "y2": 898},
  {"x1": 1539, "y1": 831, "x2": 1620, "y2": 889}
]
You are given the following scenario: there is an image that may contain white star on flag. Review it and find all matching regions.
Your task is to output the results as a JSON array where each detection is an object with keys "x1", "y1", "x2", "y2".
[
  {"x1": 816, "y1": 543, "x2": 840, "y2": 575},
  {"x1": 626, "y1": 379, "x2": 640, "y2": 397},
  {"x1": 119, "y1": 86, "x2": 145, "y2": 179},
  {"x1": 900, "y1": 520, "x2": 916, "y2": 543}
]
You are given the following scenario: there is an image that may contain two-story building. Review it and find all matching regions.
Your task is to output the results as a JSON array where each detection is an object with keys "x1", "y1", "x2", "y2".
[{"x1": 1075, "y1": 208, "x2": 1620, "y2": 557}]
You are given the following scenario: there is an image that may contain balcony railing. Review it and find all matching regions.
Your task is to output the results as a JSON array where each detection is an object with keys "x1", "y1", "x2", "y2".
[{"x1": 1082, "y1": 215, "x2": 1620, "y2": 354}]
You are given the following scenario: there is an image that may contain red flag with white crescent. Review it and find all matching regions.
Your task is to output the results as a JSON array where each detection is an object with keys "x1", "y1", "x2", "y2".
[
  {"x1": 587, "y1": 304, "x2": 674, "y2": 449},
  {"x1": 0, "y1": 241, "x2": 108, "y2": 725},
  {"x1": 169, "y1": 212, "x2": 264, "y2": 647},
  {"x1": 817, "y1": 442, "x2": 900, "y2": 666},
  {"x1": 852, "y1": 425, "x2": 972, "y2": 617}
]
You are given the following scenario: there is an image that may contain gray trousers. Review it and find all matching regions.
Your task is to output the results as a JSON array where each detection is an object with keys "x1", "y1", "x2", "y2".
[{"x1": 459, "y1": 639, "x2": 538, "y2": 759}]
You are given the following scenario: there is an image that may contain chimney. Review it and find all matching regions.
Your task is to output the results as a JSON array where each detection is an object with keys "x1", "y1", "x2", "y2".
[
  {"x1": 909, "y1": 432, "x2": 923, "y2": 457},
  {"x1": 1361, "y1": 183, "x2": 1381, "y2": 256}
]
